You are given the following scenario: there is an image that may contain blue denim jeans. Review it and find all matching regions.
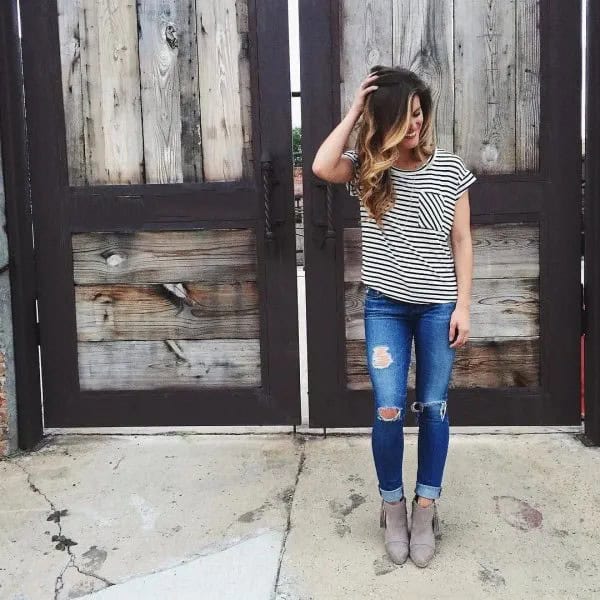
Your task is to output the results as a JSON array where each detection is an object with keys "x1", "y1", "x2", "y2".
[{"x1": 364, "y1": 286, "x2": 457, "y2": 502}]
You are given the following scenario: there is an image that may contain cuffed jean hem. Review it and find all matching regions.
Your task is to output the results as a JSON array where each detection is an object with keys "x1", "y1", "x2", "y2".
[
  {"x1": 379, "y1": 485, "x2": 404, "y2": 502},
  {"x1": 414, "y1": 483, "x2": 442, "y2": 500}
]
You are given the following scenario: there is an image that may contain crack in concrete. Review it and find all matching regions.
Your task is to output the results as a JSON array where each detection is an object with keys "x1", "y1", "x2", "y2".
[
  {"x1": 54, "y1": 554, "x2": 73, "y2": 599},
  {"x1": 11, "y1": 460, "x2": 114, "y2": 597},
  {"x1": 69, "y1": 559, "x2": 113, "y2": 590},
  {"x1": 272, "y1": 434, "x2": 307, "y2": 599}
]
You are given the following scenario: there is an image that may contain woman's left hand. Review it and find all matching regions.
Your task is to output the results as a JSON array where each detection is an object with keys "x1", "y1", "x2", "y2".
[{"x1": 449, "y1": 305, "x2": 470, "y2": 348}]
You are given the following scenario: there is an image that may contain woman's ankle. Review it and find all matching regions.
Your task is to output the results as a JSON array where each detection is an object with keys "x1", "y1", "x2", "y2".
[{"x1": 415, "y1": 494, "x2": 434, "y2": 507}]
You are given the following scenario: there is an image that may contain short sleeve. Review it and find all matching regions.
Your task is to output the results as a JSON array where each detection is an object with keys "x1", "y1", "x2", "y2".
[
  {"x1": 455, "y1": 156, "x2": 477, "y2": 201},
  {"x1": 341, "y1": 149, "x2": 360, "y2": 197}
]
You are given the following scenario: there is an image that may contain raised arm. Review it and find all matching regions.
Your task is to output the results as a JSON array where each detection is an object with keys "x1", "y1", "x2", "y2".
[{"x1": 311, "y1": 73, "x2": 380, "y2": 183}]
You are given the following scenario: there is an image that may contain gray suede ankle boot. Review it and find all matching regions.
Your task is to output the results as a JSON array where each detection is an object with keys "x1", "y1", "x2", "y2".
[
  {"x1": 409, "y1": 496, "x2": 440, "y2": 567},
  {"x1": 379, "y1": 497, "x2": 409, "y2": 564}
]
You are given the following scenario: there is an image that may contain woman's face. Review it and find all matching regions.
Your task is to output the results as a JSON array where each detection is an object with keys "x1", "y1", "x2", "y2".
[{"x1": 401, "y1": 94, "x2": 423, "y2": 148}]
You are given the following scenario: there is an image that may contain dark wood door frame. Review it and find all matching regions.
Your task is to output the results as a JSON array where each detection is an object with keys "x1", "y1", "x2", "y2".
[
  {"x1": 0, "y1": 0, "x2": 43, "y2": 449},
  {"x1": 301, "y1": 0, "x2": 583, "y2": 427},
  {"x1": 584, "y1": 0, "x2": 600, "y2": 445},
  {"x1": 19, "y1": 0, "x2": 300, "y2": 427}
]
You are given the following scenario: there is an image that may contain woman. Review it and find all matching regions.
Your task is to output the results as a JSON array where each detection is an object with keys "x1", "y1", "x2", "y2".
[{"x1": 311, "y1": 66, "x2": 476, "y2": 567}]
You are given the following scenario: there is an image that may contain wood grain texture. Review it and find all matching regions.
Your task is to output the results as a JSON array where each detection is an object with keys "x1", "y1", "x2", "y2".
[
  {"x1": 346, "y1": 338, "x2": 539, "y2": 389},
  {"x1": 72, "y1": 229, "x2": 257, "y2": 284},
  {"x1": 58, "y1": 0, "x2": 252, "y2": 184},
  {"x1": 340, "y1": 0, "x2": 539, "y2": 173},
  {"x1": 75, "y1": 282, "x2": 259, "y2": 341},
  {"x1": 344, "y1": 223, "x2": 540, "y2": 281},
  {"x1": 177, "y1": 0, "x2": 204, "y2": 182},
  {"x1": 235, "y1": 0, "x2": 254, "y2": 178},
  {"x1": 471, "y1": 223, "x2": 539, "y2": 278},
  {"x1": 137, "y1": 0, "x2": 184, "y2": 183},
  {"x1": 391, "y1": 0, "x2": 454, "y2": 151},
  {"x1": 196, "y1": 0, "x2": 246, "y2": 180},
  {"x1": 57, "y1": 0, "x2": 85, "y2": 185},
  {"x1": 343, "y1": 221, "x2": 540, "y2": 388},
  {"x1": 516, "y1": 0, "x2": 540, "y2": 171},
  {"x1": 344, "y1": 277, "x2": 539, "y2": 340},
  {"x1": 454, "y1": 0, "x2": 516, "y2": 172},
  {"x1": 339, "y1": 0, "x2": 393, "y2": 143},
  {"x1": 78, "y1": 0, "x2": 144, "y2": 184},
  {"x1": 78, "y1": 339, "x2": 261, "y2": 389}
]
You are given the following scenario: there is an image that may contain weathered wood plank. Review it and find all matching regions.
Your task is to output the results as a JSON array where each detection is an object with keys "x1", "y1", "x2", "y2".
[
  {"x1": 339, "y1": 0, "x2": 393, "y2": 143},
  {"x1": 392, "y1": 0, "x2": 454, "y2": 151},
  {"x1": 78, "y1": 339, "x2": 261, "y2": 390},
  {"x1": 471, "y1": 223, "x2": 539, "y2": 279},
  {"x1": 344, "y1": 223, "x2": 540, "y2": 281},
  {"x1": 178, "y1": 0, "x2": 204, "y2": 182},
  {"x1": 75, "y1": 282, "x2": 259, "y2": 341},
  {"x1": 235, "y1": 0, "x2": 253, "y2": 178},
  {"x1": 72, "y1": 230, "x2": 257, "y2": 284},
  {"x1": 137, "y1": 0, "x2": 184, "y2": 183},
  {"x1": 57, "y1": 0, "x2": 85, "y2": 185},
  {"x1": 346, "y1": 338, "x2": 539, "y2": 389},
  {"x1": 344, "y1": 277, "x2": 539, "y2": 340},
  {"x1": 78, "y1": 0, "x2": 144, "y2": 184},
  {"x1": 516, "y1": 0, "x2": 540, "y2": 171},
  {"x1": 454, "y1": 0, "x2": 516, "y2": 172},
  {"x1": 196, "y1": 0, "x2": 246, "y2": 181}
]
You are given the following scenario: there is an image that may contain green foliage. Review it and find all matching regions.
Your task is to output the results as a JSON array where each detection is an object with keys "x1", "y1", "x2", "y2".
[{"x1": 292, "y1": 127, "x2": 302, "y2": 167}]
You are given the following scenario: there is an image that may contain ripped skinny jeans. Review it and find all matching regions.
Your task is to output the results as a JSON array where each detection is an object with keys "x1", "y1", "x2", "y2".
[{"x1": 364, "y1": 286, "x2": 457, "y2": 502}]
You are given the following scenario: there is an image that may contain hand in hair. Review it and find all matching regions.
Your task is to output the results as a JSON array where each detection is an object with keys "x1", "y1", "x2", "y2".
[{"x1": 350, "y1": 73, "x2": 380, "y2": 115}]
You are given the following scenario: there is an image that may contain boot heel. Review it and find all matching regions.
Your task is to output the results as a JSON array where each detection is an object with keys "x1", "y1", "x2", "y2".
[{"x1": 380, "y1": 499, "x2": 386, "y2": 528}]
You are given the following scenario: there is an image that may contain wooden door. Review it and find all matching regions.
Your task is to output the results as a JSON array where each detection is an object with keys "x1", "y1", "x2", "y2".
[
  {"x1": 301, "y1": 0, "x2": 582, "y2": 427},
  {"x1": 20, "y1": 0, "x2": 300, "y2": 427}
]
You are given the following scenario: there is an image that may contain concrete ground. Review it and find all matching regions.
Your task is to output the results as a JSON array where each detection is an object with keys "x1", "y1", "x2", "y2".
[{"x1": 1, "y1": 430, "x2": 600, "y2": 599}]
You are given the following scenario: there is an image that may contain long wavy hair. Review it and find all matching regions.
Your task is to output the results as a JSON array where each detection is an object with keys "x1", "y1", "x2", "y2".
[{"x1": 350, "y1": 65, "x2": 436, "y2": 228}]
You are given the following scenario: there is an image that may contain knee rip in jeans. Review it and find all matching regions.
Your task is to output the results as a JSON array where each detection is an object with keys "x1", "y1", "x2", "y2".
[
  {"x1": 372, "y1": 345, "x2": 394, "y2": 369},
  {"x1": 377, "y1": 406, "x2": 403, "y2": 421},
  {"x1": 410, "y1": 400, "x2": 447, "y2": 420}
]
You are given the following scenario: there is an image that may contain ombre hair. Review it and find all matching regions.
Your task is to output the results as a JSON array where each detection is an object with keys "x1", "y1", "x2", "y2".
[{"x1": 350, "y1": 65, "x2": 436, "y2": 228}]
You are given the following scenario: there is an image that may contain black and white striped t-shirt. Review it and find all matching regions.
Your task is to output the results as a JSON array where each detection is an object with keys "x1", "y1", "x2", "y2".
[{"x1": 342, "y1": 146, "x2": 477, "y2": 304}]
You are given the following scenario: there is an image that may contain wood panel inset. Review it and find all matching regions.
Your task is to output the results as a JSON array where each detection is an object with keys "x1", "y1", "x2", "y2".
[
  {"x1": 73, "y1": 228, "x2": 261, "y2": 389},
  {"x1": 343, "y1": 222, "x2": 540, "y2": 388},
  {"x1": 339, "y1": 0, "x2": 540, "y2": 173},
  {"x1": 57, "y1": 0, "x2": 252, "y2": 184}
]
